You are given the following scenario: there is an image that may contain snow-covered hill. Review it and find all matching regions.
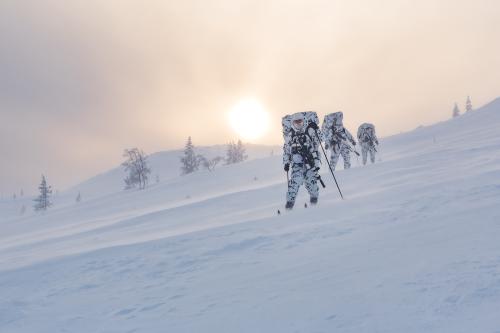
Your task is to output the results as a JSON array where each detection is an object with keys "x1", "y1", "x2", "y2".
[
  {"x1": 1, "y1": 99, "x2": 500, "y2": 332},
  {"x1": 0, "y1": 144, "x2": 279, "y2": 220},
  {"x1": 66, "y1": 143, "x2": 280, "y2": 200}
]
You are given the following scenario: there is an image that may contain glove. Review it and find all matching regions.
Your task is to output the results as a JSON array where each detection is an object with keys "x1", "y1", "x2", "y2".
[
  {"x1": 351, "y1": 140, "x2": 356, "y2": 146},
  {"x1": 284, "y1": 163, "x2": 290, "y2": 172},
  {"x1": 308, "y1": 122, "x2": 318, "y2": 130},
  {"x1": 325, "y1": 143, "x2": 330, "y2": 150},
  {"x1": 375, "y1": 140, "x2": 379, "y2": 145}
]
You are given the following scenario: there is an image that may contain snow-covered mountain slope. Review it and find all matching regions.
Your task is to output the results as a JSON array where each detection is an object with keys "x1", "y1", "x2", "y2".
[{"x1": 1, "y1": 98, "x2": 500, "y2": 332}]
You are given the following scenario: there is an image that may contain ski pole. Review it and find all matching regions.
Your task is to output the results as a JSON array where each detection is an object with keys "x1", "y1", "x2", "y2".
[{"x1": 313, "y1": 130, "x2": 344, "y2": 200}]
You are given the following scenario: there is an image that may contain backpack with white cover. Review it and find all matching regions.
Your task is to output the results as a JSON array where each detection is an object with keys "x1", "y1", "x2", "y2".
[
  {"x1": 357, "y1": 123, "x2": 375, "y2": 142},
  {"x1": 322, "y1": 111, "x2": 348, "y2": 144},
  {"x1": 321, "y1": 111, "x2": 343, "y2": 134},
  {"x1": 282, "y1": 111, "x2": 321, "y2": 146}
]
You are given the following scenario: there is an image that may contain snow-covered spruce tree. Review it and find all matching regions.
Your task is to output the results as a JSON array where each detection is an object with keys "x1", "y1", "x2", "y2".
[
  {"x1": 466, "y1": 96, "x2": 473, "y2": 112},
  {"x1": 235, "y1": 140, "x2": 248, "y2": 163},
  {"x1": 122, "y1": 148, "x2": 151, "y2": 190},
  {"x1": 452, "y1": 103, "x2": 460, "y2": 118},
  {"x1": 225, "y1": 141, "x2": 236, "y2": 165},
  {"x1": 76, "y1": 192, "x2": 81, "y2": 203},
  {"x1": 180, "y1": 136, "x2": 200, "y2": 175},
  {"x1": 225, "y1": 140, "x2": 247, "y2": 164},
  {"x1": 33, "y1": 175, "x2": 52, "y2": 211},
  {"x1": 20, "y1": 204, "x2": 26, "y2": 215}
]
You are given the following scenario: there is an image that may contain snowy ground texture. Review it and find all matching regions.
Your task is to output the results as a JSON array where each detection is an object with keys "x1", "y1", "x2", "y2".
[{"x1": 1, "y1": 99, "x2": 500, "y2": 332}]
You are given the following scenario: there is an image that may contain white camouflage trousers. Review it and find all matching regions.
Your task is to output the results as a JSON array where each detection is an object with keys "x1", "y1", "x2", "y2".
[
  {"x1": 286, "y1": 164, "x2": 319, "y2": 203},
  {"x1": 330, "y1": 144, "x2": 351, "y2": 170},
  {"x1": 361, "y1": 143, "x2": 376, "y2": 165}
]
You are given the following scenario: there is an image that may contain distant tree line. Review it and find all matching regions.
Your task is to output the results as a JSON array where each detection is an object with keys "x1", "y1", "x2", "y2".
[
  {"x1": 452, "y1": 96, "x2": 473, "y2": 118},
  {"x1": 180, "y1": 136, "x2": 247, "y2": 175},
  {"x1": 22, "y1": 137, "x2": 248, "y2": 214}
]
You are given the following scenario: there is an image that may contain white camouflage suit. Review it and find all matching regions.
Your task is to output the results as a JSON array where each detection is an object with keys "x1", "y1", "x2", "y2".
[
  {"x1": 322, "y1": 112, "x2": 356, "y2": 170},
  {"x1": 357, "y1": 123, "x2": 379, "y2": 165},
  {"x1": 283, "y1": 114, "x2": 321, "y2": 207}
]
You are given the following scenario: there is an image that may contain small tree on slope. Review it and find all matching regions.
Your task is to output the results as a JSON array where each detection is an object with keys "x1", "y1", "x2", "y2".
[
  {"x1": 466, "y1": 96, "x2": 473, "y2": 113},
  {"x1": 225, "y1": 140, "x2": 248, "y2": 165},
  {"x1": 180, "y1": 137, "x2": 200, "y2": 175},
  {"x1": 235, "y1": 140, "x2": 248, "y2": 163},
  {"x1": 122, "y1": 148, "x2": 151, "y2": 190},
  {"x1": 452, "y1": 103, "x2": 460, "y2": 118},
  {"x1": 34, "y1": 175, "x2": 52, "y2": 211},
  {"x1": 199, "y1": 156, "x2": 224, "y2": 172}
]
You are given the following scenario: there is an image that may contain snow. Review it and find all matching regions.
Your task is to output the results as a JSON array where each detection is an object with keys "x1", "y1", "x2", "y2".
[
  {"x1": 64, "y1": 143, "x2": 280, "y2": 201},
  {"x1": 1, "y1": 99, "x2": 500, "y2": 332}
]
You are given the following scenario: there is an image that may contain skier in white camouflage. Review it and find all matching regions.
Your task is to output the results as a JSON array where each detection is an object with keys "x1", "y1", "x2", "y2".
[
  {"x1": 282, "y1": 112, "x2": 322, "y2": 210},
  {"x1": 357, "y1": 123, "x2": 379, "y2": 165},
  {"x1": 322, "y1": 111, "x2": 357, "y2": 170}
]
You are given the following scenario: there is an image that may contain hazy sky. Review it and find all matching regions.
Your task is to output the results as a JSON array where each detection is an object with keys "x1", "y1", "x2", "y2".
[{"x1": 1, "y1": 0, "x2": 500, "y2": 195}]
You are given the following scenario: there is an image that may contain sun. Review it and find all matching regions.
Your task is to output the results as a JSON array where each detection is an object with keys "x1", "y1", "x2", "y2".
[{"x1": 228, "y1": 99, "x2": 270, "y2": 141}]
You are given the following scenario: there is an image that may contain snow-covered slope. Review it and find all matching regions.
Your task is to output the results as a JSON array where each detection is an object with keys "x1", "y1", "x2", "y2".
[
  {"x1": 0, "y1": 144, "x2": 279, "y2": 220},
  {"x1": 1, "y1": 99, "x2": 500, "y2": 332},
  {"x1": 65, "y1": 143, "x2": 280, "y2": 200}
]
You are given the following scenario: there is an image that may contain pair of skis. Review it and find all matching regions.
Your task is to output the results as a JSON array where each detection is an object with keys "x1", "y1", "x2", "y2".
[{"x1": 277, "y1": 202, "x2": 312, "y2": 215}]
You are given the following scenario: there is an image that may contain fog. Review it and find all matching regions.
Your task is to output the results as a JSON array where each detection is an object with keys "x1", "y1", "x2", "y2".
[{"x1": 1, "y1": 0, "x2": 500, "y2": 194}]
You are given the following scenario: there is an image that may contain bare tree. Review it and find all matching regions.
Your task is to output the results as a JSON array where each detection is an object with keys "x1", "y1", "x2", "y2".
[
  {"x1": 122, "y1": 148, "x2": 151, "y2": 190},
  {"x1": 34, "y1": 175, "x2": 52, "y2": 211},
  {"x1": 200, "y1": 156, "x2": 224, "y2": 172},
  {"x1": 76, "y1": 191, "x2": 82, "y2": 203}
]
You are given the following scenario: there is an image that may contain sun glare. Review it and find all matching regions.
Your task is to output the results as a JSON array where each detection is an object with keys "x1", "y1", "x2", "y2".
[{"x1": 228, "y1": 99, "x2": 270, "y2": 141}]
